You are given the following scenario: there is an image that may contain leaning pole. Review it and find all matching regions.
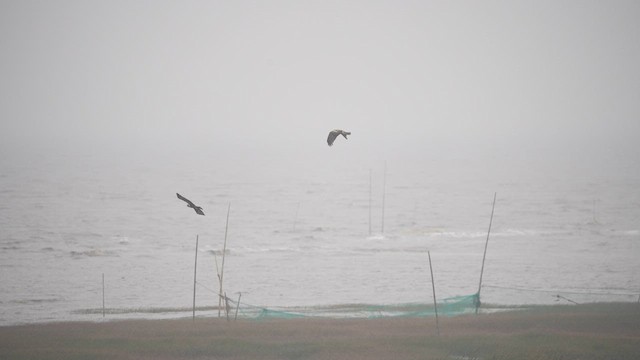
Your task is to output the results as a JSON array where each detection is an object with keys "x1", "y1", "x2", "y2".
[
  {"x1": 428, "y1": 251, "x2": 440, "y2": 336},
  {"x1": 193, "y1": 234, "x2": 199, "y2": 321},
  {"x1": 218, "y1": 203, "x2": 231, "y2": 317},
  {"x1": 476, "y1": 192, "x2": 496, "y2": 314}
]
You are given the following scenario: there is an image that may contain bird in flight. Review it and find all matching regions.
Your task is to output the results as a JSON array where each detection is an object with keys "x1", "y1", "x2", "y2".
[
  {"x1": 327, "y1": 129, "x2": 351, "y2": 146},
  {"x1": 176, "y1": 193, "x2": 205, "y2": 216}
]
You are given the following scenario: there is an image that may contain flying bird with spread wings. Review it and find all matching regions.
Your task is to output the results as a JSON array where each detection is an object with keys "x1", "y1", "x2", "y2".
[
  {"x1": 176, "y1": 193, "x2": 205, "y2": 216},
  {"x1": 327, "y1": 129, "x2": 351, "y2": 146}
]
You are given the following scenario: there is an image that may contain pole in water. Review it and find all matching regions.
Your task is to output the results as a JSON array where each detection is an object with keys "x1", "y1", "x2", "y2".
[
  {"x1": 219, "y1": 203, "x2": 231, "y2": 317},
  {"x1": 102, "y1": 273, "x2": 105, "y2": 318},
  {"x1": 224, "y1": 292, "x2": 230, "y2": 322},
  {"x1": 193, "y1": 234, "x2": 199, "y2": 321},
  {"x1": 428, "y1": 251, "x2": 440, "y2": 336},
  {"x1": 369, "y1": 169, "x2": 372, "y2": 236},
  {"x1": 235, "y1": 292, "x2": 242, "y2": 321},
  {"x1": 213, "y1": 252, "x2": 222, "y2": 314},
  {"x1": 476, "y1": 192, "x2": 497, "y2": 314},
  {"x1": 381, "y1": 162, "x2": 386, "y2": 235}
]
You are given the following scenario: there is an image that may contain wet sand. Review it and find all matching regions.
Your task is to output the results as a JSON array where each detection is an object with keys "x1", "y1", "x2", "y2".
[{"x1": 1, "y1": 303, "x2": 639, "y2": 359}]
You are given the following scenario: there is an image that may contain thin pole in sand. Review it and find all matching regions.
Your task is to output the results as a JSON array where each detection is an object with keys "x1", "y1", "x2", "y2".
[
  {"x1": 193, "y1": 234, "x2": 199, "y2": 321},
  {"x1": 224, "y1": 292, "x2": 230, "y2": 322},
  {"x1": 369, "y1": 169, "x2": 372, "y2": 236},
  {"x1": 235, "y1": 292, "x2": 242, "y2": 321},
  {"x1": 476, "y1": 192, "x2": 497, "y2": 314},
  {"x1": 213, "y1": 252, "x2": 221, "y2": 307},
  {"x1": 381, "y1": 162, "x2": 387, "y2": 235},
  {"x1": 213, "y1": 253, "x2": 226, "y2": 316},
  {"x1": 428, "y1": 251, "x2": 440, "y2": 336},
  {"x1": 218, "y1": 203, "x2": 231, "y2": 317},
  {"x1": 102, "y1": 273, "x2": 105, "y2": 318}
]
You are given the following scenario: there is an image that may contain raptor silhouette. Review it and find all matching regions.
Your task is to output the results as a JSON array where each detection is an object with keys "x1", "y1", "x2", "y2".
[
  {"x1": 176, "y1": 193, "x2": 205, "y2": 215},
  {"x1": 327, "y1": 129, "x2": 351, "y2": 146}
]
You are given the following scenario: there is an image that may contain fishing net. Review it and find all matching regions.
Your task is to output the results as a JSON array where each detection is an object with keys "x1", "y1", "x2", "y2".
[{"x1": 230, "y1": 293, "x2": 480, "y2": 320}]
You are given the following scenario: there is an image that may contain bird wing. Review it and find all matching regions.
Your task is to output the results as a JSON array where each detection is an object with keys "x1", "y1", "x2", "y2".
[
  {"x1": 195, "y1": 207, "x2": 205, "y2": 216},
  {"x1": 176, "y1": 193, "x2": 196, "y2": 207},
  {"x1": 327, "y1": 130, "x2": 339, "y2": 146}
]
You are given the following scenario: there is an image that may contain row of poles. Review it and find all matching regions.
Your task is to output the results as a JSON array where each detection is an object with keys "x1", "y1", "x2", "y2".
[
  {"x1": 192, "y1": 164, "x2": 388, "y2": 321},
  {"x1": 100, "y1": 185, "x2": 640, "y2": 323},
  {"x1": 427, "y1": 192, "x2": 496, "y2": 335},
  {"x1": 193, "y1": 203, "x2": 231, "y2": 321},
  {"x1": 98, "y1": 168, "x2": 495, "y2": 326},
  {"x1": 99, "y1": 165, "x2": 640, "y2": 320}
]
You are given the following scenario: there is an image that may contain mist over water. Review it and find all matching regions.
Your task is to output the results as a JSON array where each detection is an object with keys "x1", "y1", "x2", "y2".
[{"x1": 1, "y1": 143, "x2": 638, "y2": 325}]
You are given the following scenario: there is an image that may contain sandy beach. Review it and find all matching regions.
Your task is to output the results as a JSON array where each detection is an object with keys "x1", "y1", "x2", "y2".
[{"x1": 1, "y1": 303, "x2": 639, "y2": 359}]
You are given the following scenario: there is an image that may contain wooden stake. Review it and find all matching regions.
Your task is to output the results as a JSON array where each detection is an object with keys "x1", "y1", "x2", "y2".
[
  {"x1": 381, "y1": 162, "x2": 386, "y2": 235},
  {"x1": 224, "y1": 293, "x2": 229, "y2": 322},
  {"x1": 428, "y1": 251, "x2": 440, "y2": 336},
  {"x1": 476, "y1": 192, "x2": 497, "y2": 314},
  {"x1": 193, "y1": 235, "x2": 199, "y2": 321},
  {"x1": 369, "y1": 169, "x2": 372, "y2": 236},
  {"x1": 213, "y1": 252, "x2": 221, "y2": 285},
  {"x1": 218, "y1": 203, "x2": 231, "y2": 317},
  {"x1": 102, "y1": 273, "x2": 105, "y2": 318},
  {"x1": 235, "y1": 292, "x2": 242, "y2": 321},
  {"x1": 213, "y1": 251, "x2": 222, "y2": 314}
]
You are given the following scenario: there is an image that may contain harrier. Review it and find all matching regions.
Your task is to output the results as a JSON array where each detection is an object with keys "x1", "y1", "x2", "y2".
[
  {"x1": 176, "y1": 193, "x2": 205, "y2": 215},
  {"x1": 327, "y1": 129, "x2": 351, "y2": 146}
]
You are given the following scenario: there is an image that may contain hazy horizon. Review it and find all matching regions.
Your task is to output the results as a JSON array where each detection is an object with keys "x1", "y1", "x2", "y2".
[{"x1": 1, "y1": 1, "x2": 639, "y2": 179}]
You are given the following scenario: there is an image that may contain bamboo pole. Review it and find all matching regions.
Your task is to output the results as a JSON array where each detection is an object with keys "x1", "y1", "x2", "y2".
[
  {"x1": 224, "y1": 292, "x2": 230, "y2": 322},
  {"x1": 193, "y1": 235, "x2": 199, "y2": 321},
  {"x1": 101, "y1": 274, "x2": 105, "y2": 318},
  {"x1": 428, "y1": 251, "x2": 440, "y2": 336},
  {"x1": 381, "y1": 162, "x2": 386, "y2": 235},
  {"x1": 218, "y1": 203, "x2": 231, "y2": 317},
  {"x1": 213, "y1": 252, "x2": 221, "y2": 313},
  {"x1": 476, "y1": 192, "x2": 497, "y2": 314},
  {"x1": 235, "y1": 292, "x2": 242, "y2": 321},
  {"x1": 213, "y1": 252, "x2": 221, "y2": 285},
  {"x1": 369, "y1": 169, "x2": 372, "y2": 236}
]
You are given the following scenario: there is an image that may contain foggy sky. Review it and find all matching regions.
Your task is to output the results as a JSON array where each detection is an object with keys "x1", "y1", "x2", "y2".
[{"x1": 1, "y1": 1, "x2": 639, "y2": 173}]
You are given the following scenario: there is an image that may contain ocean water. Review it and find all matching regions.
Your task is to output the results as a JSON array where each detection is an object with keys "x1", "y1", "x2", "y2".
[{"x1": 1, "y1": 148, "x2": 639, "y2": 325}]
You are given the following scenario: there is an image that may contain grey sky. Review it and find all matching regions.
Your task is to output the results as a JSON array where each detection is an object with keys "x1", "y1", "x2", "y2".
[{"x1": 1, "y1": 1, "x2": 639, "y2": 171}]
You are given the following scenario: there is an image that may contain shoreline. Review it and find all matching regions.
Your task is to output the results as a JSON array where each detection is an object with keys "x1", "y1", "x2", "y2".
[
  {"x1": 0, "y1": 299, "x2": 538, "y2": 328},
  {"x1": 2, "y1": 302, "x2": 639, "y2": 359}
]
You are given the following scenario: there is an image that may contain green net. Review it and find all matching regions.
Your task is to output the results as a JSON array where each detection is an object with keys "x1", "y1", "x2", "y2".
[
  {"x1": 76, "y1": 293, "x2": 482, "y2": 320},
  {"x1": 236, "y1": 293, "x2": 480, "y2": 320},
  {"x1": 257, "y1": 308, "x2": 307, "y2": 319}
]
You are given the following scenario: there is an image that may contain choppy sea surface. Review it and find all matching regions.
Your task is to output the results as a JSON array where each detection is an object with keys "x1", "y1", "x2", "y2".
[{"x1": 1, "y1": 148, "x2": 639, "y2": 325}]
